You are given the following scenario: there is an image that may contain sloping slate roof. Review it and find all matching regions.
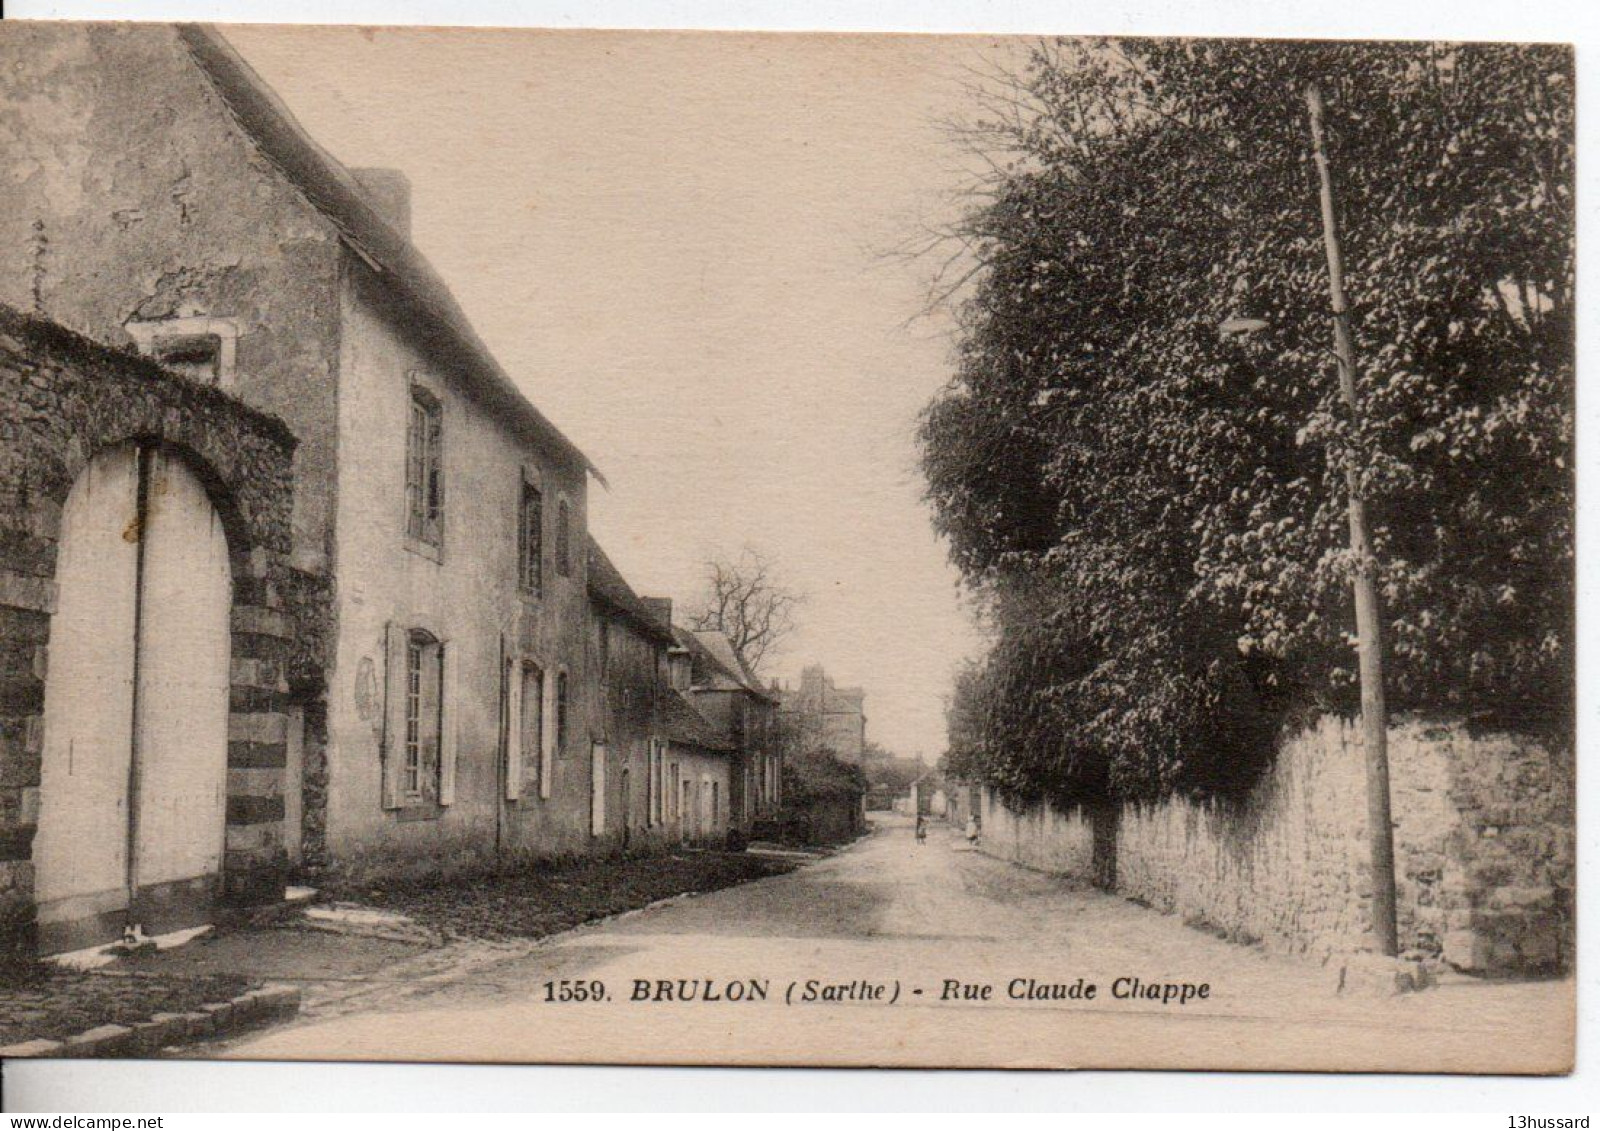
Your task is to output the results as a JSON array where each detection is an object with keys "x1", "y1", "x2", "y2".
[
  {"x1": 176, "y1": 24, "x2": 600, "y2": 483},
  {"x1": 671, "y1": 627, "x2": 740, "y2": 693},
  {"x1": 671, "y1": 627, "x2": 777, "y2": 702},
  {"x1": 655, "y1": 691, "x2": 734, "y2": 754},
  {"x1": 693, "y1": 630, "x2": 776, "y2": 701},
  {"x1": 587, "y1": 537, "x2": 675, "y2": 646}
]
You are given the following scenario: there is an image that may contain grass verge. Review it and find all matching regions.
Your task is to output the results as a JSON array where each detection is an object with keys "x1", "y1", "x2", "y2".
[{"x1": 321, "y1": 849, "x2": 801, "y2": 941}]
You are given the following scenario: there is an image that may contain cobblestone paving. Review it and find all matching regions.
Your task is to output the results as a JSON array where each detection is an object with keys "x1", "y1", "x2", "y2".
[{"x1": 0, "y1": 965, "x2": 253, "y2": 1044}]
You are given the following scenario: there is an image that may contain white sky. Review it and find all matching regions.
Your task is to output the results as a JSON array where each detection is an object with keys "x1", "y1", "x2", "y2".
[{"x1": 227, "y1": 26, "x2": 1012, "y2": 758}]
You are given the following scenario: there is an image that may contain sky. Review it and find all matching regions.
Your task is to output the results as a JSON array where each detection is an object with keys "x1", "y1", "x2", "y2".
[{"x1": 228, "y1": 26, "x2": 1015, "y2": 759}]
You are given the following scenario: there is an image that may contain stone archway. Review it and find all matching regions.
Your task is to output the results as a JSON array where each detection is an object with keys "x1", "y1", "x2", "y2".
[{"x1": 0, "y1": 310, "x2": 313, "y2": 958}]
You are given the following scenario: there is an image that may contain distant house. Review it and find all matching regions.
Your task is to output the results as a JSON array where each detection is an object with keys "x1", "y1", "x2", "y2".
[
  {"x1": 0, "y1": 23, "x2": 602, "y2": 951},
  {"x1": 653, "y1": 684, "x2": 739, "y2": 847},
  {"x1": 586, "y1": 539, "x2": 737, "y2": 848},
  {"x1": 668, "y1": 629, "x2": 782, "y2": 832},
  {"x1": 775, "y1": 664, "x2": 867, "y2": 764}
]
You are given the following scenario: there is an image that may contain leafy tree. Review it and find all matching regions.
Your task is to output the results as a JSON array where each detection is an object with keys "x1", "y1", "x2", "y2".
[
  {"x1": 922, "y1": 39, "x2": 1573, "y2": 803},
  {"x1": 782, "y1": 748, "x2": 869, "y2": 806}
]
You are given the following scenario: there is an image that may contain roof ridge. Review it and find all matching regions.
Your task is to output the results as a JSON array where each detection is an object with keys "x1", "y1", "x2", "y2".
[{"x1": 176, "y1": 23, "x2": 603, "y2": 485}]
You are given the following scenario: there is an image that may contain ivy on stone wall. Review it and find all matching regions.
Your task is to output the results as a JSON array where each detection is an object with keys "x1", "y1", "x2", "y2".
[{"x1": 924, "y1": 40, "x2": 1573, "y2": 809}]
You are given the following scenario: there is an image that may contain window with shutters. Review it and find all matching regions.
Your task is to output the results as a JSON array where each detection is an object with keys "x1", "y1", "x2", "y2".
[
  {"x1": 383, "y1": 623, "x2": 454, "y2": 814},
  {"x1": 519, "y1": 480, "x2": 543, "y2": 595},
  {"x1": 505, "y1": 657, "x2": 549, "y2": 802},
  {"x1": 406, "y1": 387, "x2": 443, "y2": 549}
]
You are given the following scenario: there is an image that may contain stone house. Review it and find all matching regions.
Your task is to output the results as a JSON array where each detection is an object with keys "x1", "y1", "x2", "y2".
[
  {"x1": 668, "y1": 629, "x2": 782, "y2": 832},
  {"x1": 0, "y1": 23, "x2": 606, "y2": 947},
  {"x1": 586, "y1": 539, "x2": 735, "y2": 847},
  {"x1": 655, "y1": 690, "x2": 740, "y2": 847},
  {"x1": 775, "y1": 664, "x2": 867, "y2": 764},
  {"x1": 0, "y1": 304, "x2": 311, "y2": 954}
]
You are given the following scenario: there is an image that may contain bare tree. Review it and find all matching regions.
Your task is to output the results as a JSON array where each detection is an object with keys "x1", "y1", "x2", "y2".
[{"x1": 685, "y1": 545, "x2": 802, "y2": 678}]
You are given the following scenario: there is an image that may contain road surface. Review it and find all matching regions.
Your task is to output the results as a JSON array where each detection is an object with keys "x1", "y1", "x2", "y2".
[{"x1": 207, "y1": 815, "x2": 1571, "y2": 1072}]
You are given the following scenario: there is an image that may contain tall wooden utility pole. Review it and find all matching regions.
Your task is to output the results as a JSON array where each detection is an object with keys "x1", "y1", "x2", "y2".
[{"x1": 1305, "y1": 83, "x2": 1399, "y2": 957}]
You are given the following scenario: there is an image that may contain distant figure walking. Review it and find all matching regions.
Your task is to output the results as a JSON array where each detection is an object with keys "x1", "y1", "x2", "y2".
[
  {"x1": 965, "y1": 814, "x2": 981, "y2": 847},
  {"x1": 914, "y1": 814, "x2": 927, "y2": 844}
]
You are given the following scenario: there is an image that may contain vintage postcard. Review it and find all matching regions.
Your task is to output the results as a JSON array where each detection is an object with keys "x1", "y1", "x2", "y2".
[{"x1": 0, "y1": 21, "x2": 1573, "y2": 1074}]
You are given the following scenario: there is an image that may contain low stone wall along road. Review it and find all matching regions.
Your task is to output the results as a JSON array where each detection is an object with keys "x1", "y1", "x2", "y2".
[{"x1": 201, "y1": 815, "x2": 1571, "y2": 1073}]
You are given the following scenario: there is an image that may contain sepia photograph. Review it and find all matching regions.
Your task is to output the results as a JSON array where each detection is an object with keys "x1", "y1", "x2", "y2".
[{"x1": 0, "y1": 13, "x2": 1576, "y2": 1082}]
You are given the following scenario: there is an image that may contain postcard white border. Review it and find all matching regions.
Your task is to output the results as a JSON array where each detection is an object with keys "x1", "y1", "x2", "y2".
[{"x1": 2, "y1": 0, "x2": 1596, "y2": 1115}]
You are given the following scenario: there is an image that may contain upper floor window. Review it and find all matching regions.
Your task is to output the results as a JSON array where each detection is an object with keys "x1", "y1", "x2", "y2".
[
  {"x1": 519, "y1": 480, "x2": 543, "y2": 595},
  {"x1": 555, "y1": 500, "x2": 572, "y2": 577},
  {"x1": 126, "y1": 316, "x2": 238, "y2": 388},
  {"x1": 406, "y1": 387, "x2": 443, "y2": 547},
  {"x1": 154, "y1": 333, "x2": 224, "y2": 383}
]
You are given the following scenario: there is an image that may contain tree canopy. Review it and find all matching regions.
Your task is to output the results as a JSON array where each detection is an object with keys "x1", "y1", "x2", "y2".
[
  {"x1": 684, "y1": 545, "x2": 803, "y2": 677},
  {"x1": 922, "y1": 39, "x2": 1573, "y2": 810}
]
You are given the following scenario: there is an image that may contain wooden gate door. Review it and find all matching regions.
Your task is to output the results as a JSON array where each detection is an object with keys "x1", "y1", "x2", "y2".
[
  {"x1": 129, "y1": 448, "x2": 232, "y2": 933},
  {"x1": 34, "y1": 447, "x2": 141, "y2": 953},
  {"x1": 33, "y1": 446, "x2": 232, "y2": 953}
]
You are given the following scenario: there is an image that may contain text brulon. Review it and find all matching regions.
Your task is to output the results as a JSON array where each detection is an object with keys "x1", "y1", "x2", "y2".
[{"x1": 541, "y1": 976, "x2": 1214, "y2": 1007}]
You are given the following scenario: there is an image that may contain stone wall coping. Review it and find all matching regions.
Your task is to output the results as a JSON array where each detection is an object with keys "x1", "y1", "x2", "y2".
[{"x1": 0, "y1": 303, "x2": 298, "y2": 453}]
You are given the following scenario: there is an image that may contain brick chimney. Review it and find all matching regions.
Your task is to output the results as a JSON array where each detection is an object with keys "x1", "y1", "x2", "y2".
[
  {"x1": 641, "y1": 596, "x2": 674, "y2": 635},
  {"x1": 352, "y1": 167, "x2": 412, "y2": 238}
]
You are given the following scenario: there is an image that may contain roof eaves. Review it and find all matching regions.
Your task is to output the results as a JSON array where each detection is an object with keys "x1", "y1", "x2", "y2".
[
  {"x1": 586, "y1": 538, "x2": 675, "y2": 646},
  {"x1": 176, "y1": 23, "x2": 604, "y2": 487}
]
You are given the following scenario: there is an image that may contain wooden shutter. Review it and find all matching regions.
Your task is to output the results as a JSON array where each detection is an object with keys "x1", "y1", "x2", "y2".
[
  {"x1": 380, "y1": 622, "x2": 407, "y2": 810},
  {"x1": 439, "y1": 640, "x2": 458, "y2": 805},
  {"x1": 523, "y1": 663, "x2": 545, "y2": 798},
  {"x1": 647, "y1": 741, "x2": 658, "y2": 827},
  {"x1": 505, "y1": 657, "x2": 523, "y2": 801},
  {"x1": 418, "y1": 641, "x2": 441, "y2": 803},
  {"x1": 654, "y1": 742, "x2": 666, "y2": 825},
  {"x1": 590, "y1": 742, "x2": 606, "y2": 835}
]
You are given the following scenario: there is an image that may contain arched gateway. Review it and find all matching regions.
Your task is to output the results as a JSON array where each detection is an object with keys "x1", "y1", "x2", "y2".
[
  {"x1": 0, "y1": 309, "x2": 310, "y2": 959},
  {"x1": 34, "y1": 444, "x2": 233, "y2": 952}
]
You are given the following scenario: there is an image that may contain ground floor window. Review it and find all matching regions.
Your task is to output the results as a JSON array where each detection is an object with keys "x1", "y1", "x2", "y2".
[
  {"x1": 383, "y1": 622, "x2": 454, "y2": 810},
  {"x1": 403, "y1": 631, "x2": 441, "y2": 803}
]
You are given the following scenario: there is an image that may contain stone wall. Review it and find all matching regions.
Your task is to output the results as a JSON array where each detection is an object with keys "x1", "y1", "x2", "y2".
[
  {"x1": 0, "y1": 305, "x2": 322, "y2": 952},
  {"x1": 0, "y1": 22, "x2": 344, "y2": 576},
  {"x1": 978, "y1": 714, "x2": 1573, "y2": 976}
]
